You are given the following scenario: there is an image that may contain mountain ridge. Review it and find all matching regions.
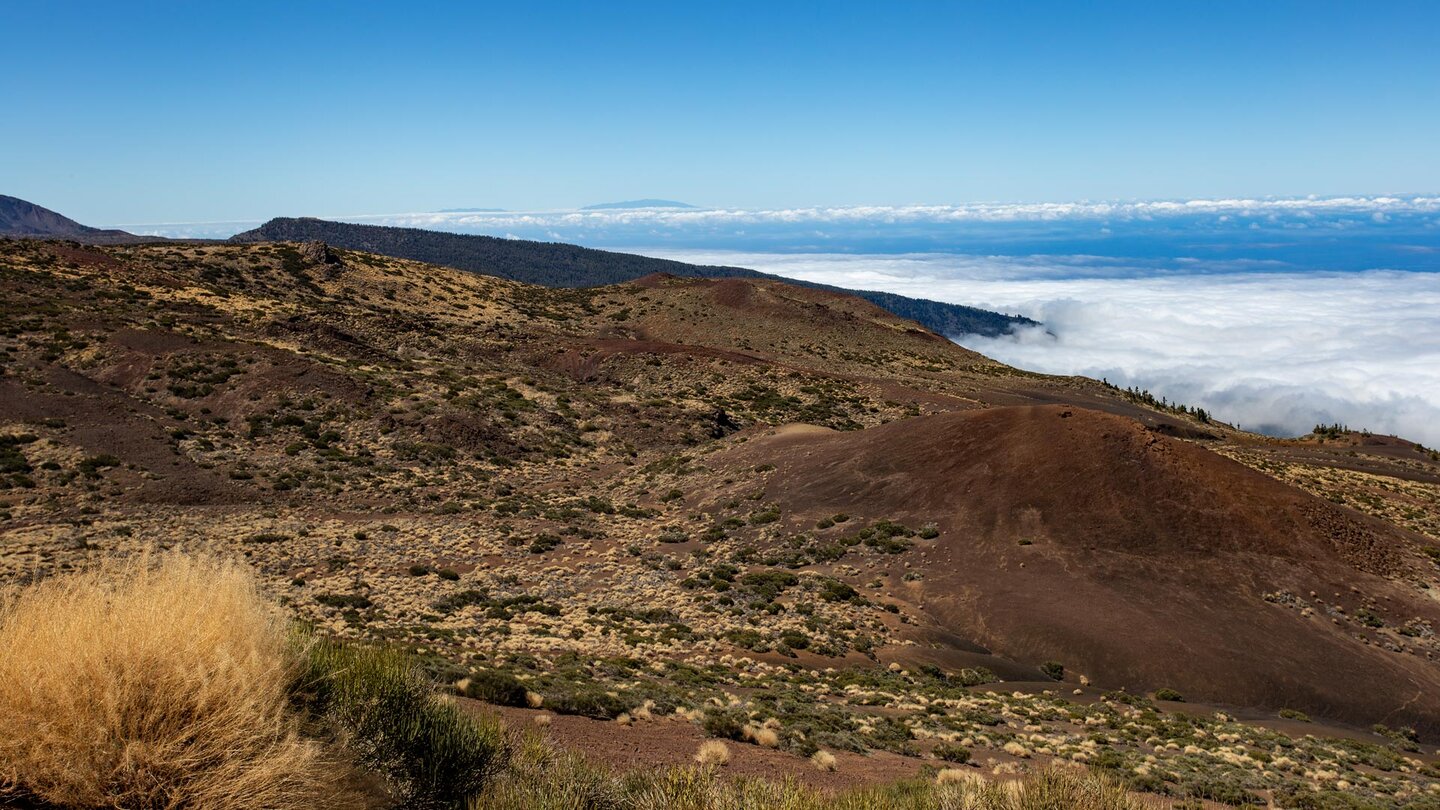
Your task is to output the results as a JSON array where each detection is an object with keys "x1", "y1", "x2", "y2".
[
  {"x1": 0, "y1": 194, "x2": 157, "y2": 244},
  {"x1": 581, "y1": 198, "x2": 696, "y2": 209},
  {"x1": 230, "y1": 216, "x2": 1035, "y2": 337}
]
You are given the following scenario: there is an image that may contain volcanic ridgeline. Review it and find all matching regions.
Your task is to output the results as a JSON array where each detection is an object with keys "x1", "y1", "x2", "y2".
[{"x1": 230, "y1": 216, "x2": 1035, "y2": 338}]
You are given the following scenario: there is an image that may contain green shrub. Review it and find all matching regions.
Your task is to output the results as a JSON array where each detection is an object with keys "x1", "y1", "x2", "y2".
[
  {"x1": 433, "y1": 589, "x2": 488, "y2": 614},
  {"x1": 316, "y1": 592, "x2": 372, "y2": 610},
  {"x1": 700, "y1": 706, "x2": 748, "y2": 740},
  {"x1": 543, "y1": 684, "x2": 628, "y2": 719},
  {"x1": 818, "y1": 578, "x2": 860, "y2": 603},
  {"x1": 1153, "y1": 688, "x2": 1184, "y2": 702},
  {"x1": 740, "y1": 569, "x2": 799, "y2": 599},
  {"x1": 1177, "y1": 773, "x2": 1264, "y2": 806},
  {"x1": 749, "y1": 507, "x2": 781, "y2": 525},
  {"x1": 933, "y1": 742, "x2": 971, "y2": 763},
  {"x1": 463, "y1": 670, "x2": 529, "y2": 707},
  {"x1": 1040, "y1": 661, "x2": 1065, "y2": 681},
  {"x1": 297, "y1": 639, "x2": 506, "y2": 809},
  {"x1": 779, "y1": 630, "x2": 810, "y2": 650},
  {"x1": 77, "y1": 454, "x2": 121, "y2": 477}
]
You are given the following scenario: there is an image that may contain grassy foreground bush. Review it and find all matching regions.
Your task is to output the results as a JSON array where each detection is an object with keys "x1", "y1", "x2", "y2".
[{"x1": 0, "y1": 552, "x2": 336, "y2": 808}]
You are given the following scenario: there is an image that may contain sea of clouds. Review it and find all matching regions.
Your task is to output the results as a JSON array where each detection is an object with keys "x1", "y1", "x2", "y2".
[
  {"x1": 120, "y1": 194, "x2": 1440, "y2": 255},
  {"x1": 636, "y1": 249, "x2": 1440, "y2": 447}
]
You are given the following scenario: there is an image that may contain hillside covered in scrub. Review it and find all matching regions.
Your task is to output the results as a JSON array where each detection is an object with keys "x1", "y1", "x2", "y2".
[
  {"x1": 229, "y1": 216, "x2": 1036, "y2": 337},
  {"x1": 2, "y1": 237, "x2": 1440, "y2": 808}
]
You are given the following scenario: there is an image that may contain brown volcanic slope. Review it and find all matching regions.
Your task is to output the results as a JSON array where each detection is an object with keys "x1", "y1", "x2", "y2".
[{"x1": 723, "y1": 405, "x2": 1440, "y2": 732}]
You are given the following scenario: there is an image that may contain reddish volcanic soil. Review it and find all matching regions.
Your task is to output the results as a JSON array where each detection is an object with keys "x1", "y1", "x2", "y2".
[{"x1": 720, "y1": 405, "x2": 1440, "y2": 733}]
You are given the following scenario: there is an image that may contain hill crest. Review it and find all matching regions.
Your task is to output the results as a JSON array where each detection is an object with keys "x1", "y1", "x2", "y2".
[{"x1": 230, "y1": 216, "x2": 1035, "y2": 337}]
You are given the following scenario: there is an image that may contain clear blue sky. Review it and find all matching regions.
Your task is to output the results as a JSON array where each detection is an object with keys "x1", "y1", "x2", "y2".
[{"x1": 4, "y1": 1, "x2": 1438, "y2": 224}]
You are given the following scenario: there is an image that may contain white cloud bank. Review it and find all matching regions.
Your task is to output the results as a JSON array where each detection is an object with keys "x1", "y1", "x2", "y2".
[
  {"x1": 342, "y1": 194, "x2": 1440, "y2": 231},
  {"x1": 117, "y1": 194, "x2": 1440, "y2": 238},
  {"x1": 639, "y1": 249, "x2": 1440, "y2": 447}
]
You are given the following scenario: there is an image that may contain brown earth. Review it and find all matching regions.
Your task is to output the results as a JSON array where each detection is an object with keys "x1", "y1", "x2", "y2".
[{"x1": 718, "y1": 405, "x2": 1440, "y2": 733}]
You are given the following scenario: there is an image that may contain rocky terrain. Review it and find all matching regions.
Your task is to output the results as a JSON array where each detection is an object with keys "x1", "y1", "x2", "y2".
[{"x1": 3, "y1": 236, "x2": 1439, "y2": 807}]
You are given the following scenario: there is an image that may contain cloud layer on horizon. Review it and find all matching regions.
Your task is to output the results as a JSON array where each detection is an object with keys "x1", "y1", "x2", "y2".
[
  {"x1": 120, "y1": 194, "x2": 1440, "y2": 238},
  {"x1": 641, "y1": 249, "x2": 1440, "y2": 447}
]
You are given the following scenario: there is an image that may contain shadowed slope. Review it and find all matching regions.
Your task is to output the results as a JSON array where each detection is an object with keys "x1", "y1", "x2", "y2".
[{"x1": 726, "y1": 405, "x2": 1440, "y2": 731}]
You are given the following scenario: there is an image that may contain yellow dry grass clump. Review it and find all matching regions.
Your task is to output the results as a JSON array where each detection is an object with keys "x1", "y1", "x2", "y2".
[
  {"x1": 0, "y1": 552, "x2": 336, "y2": 809},
  {"x1": 694, "y1": 740, "x2": 731, "y2": 766}
]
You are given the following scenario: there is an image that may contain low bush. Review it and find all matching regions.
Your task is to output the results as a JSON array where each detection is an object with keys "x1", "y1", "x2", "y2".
[
  {"x1": 541, "y1": 683, "x2": 630, "y2": 719},
  {"x1": 297, "y1": 638, "x2": 506, "y2": 809},
  {"x1": 462, "y1": 669, "x2": 530, "y2": 707},
  {"x1": 700, "y1": 706, "x2": 749, "y2": 740},
  {"x1": 933, "y1": 743, "x2": 972, "y2": 763}
]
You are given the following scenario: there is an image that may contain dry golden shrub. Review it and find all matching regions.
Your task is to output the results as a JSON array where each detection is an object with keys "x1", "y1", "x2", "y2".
[
  {"x1": 694, "y1": 740, "x2": 730, "y2": 766},
  {"x1": 0, "y1": 552, "x2": 337, "y2": 809}
]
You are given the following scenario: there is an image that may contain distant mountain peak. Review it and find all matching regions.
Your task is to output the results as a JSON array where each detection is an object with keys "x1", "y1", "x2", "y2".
[
  {"x1": 581, "y1": 199, "x2": 697, "y2": 210},
  {"x1": 0, "y1": 194, "x2": 155, "y2": 244},
  {"x1": 1, "y1": 194, "x2": 98, "y2": 236}
]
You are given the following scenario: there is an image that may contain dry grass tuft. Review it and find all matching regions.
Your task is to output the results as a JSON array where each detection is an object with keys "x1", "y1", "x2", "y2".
[
  {"x1": 742, "y1": 723, "x2": 780, "y2": 748},
  {"x1": 0, "y1": 551, "x2": 336, "y2": 809},
  {"x1": 936, "y1": 767, "x2": 982, "y2": 787},
  {"x1": 810, "y1": 750, "x2": 837, "y2": 772},
  {"x1": 694, "y1": 740, "x2": 731, "y2": 766}
]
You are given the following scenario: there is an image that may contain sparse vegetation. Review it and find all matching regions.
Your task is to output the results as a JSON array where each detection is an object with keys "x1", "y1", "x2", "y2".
[{"x1": 2, "y1": 237, "x2": 1438, "y2": 809}]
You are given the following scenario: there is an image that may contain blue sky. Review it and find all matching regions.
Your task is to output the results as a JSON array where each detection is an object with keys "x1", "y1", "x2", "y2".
[{"x1": 4, "y1": 1, "x2": 1439, "y2": 224}]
